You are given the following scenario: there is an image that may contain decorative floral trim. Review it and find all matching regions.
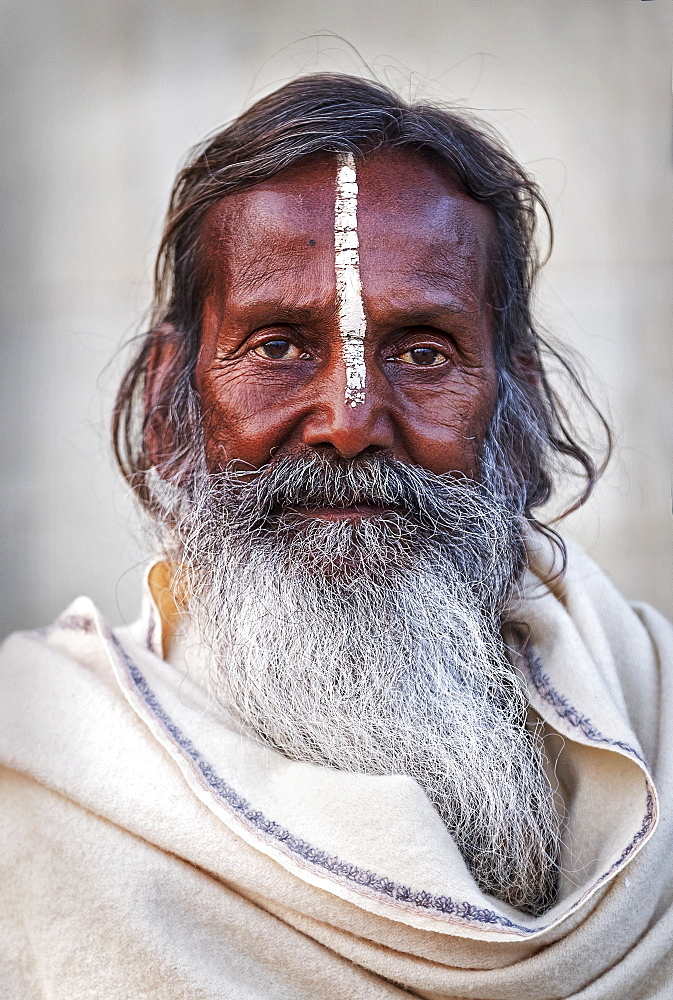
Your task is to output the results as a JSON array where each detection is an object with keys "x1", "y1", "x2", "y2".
[{"x1": 522, "y1": 649, "x2": 647, "y2": 766}]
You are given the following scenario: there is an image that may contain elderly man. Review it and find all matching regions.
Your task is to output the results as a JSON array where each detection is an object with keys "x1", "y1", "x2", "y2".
[{"x1": 1, "y1": 74, "x2": 671, "y2": 999}]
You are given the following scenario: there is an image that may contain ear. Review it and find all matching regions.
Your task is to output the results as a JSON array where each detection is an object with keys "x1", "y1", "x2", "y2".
[
  {"x1": 143, "y1": 323, "x2": 185, "y2": 475},
  {"x1": 510, "y1": 341, "x2": 543, "y2": 393}
]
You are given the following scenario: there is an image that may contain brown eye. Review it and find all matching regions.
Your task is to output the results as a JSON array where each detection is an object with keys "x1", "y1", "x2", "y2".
[
  {"x1": 399, "y1": 346, "x2": 447, "y2": 367},
  {"x1": 252, "y1": 339, "x2": 302, "y2": 360}
]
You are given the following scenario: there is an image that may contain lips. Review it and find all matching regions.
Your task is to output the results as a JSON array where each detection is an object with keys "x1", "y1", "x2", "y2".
[{"x1": 284, "y1": 503, "x2": 393, "y2": 521}]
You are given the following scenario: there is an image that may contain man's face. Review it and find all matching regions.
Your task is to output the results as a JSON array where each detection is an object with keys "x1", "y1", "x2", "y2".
[
  {"x1": 172, "y1": 152, "x2": 560, "y2": 916},
  {"x1": 195, "y1": 149, "x2": 498, "y2": 492}
]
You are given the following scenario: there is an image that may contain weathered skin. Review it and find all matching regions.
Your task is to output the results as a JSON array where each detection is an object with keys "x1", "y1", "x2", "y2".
[{"x1": 190, "y1": 149, "x2": 498, "y2": 515}]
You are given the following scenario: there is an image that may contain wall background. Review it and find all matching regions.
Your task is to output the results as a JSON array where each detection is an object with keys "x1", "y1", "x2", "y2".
[{"x1": 2, "y1": 0, "x2": 672, "y2": 635}]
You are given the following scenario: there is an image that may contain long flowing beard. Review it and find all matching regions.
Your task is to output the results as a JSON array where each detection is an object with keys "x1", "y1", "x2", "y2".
[{"x1": 166, "y1": 450, "x2": 561, "y2": 915}]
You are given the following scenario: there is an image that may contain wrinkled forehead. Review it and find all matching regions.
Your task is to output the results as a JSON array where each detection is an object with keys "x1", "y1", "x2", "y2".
[{"x1": 200, "y1": 149, "x2": 497, "y2": 298}]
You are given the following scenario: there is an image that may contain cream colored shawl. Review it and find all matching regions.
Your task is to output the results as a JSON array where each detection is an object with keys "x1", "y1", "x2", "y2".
[{"x1": 0, "y1": 537, "x2": 671, "y2": 999}]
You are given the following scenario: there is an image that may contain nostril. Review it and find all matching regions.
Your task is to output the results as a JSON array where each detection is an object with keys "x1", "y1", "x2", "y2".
[
  {"x1": 307, "y1": 441, "x2": 388, "y2": 461},
  {"x1": 307, "y1": 442, "x2": 385, "y2": 461}
]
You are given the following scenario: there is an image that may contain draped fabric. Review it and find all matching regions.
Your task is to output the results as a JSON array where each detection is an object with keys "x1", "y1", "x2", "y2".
[{"x1": 1, "y1": 538, "x2": 671, "y2": 998}]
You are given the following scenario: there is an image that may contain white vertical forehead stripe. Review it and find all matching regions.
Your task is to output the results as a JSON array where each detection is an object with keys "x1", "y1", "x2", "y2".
[{"x1": 334, "y1": 152, "x2": 367, "y2": 407}]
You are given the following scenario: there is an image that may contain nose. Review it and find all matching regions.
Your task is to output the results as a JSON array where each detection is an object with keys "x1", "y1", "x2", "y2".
[{"x1": 299, "y1": 369, "x2": 397, "y2": 459}]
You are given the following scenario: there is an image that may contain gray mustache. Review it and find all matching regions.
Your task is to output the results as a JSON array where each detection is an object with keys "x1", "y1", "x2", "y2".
[
  {"x1": 220, "y1": 452, "x2": 487, "y2": 530},
  {"x1": 227, "y1": 452, "x2": 456, "y2": 519}
]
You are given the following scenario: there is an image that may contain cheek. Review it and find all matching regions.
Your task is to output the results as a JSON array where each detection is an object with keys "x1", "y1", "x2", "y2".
[
  {"x1": 196, "y1": 365, "x2": 305, "y2": 470},
  {"x1": 195, "y1": 312, "x2": 291, "y2": 469},
  {"x1": 401, "y1": 373, "x2": 497, "y2": 476},
  {"x1": 196, "y1": 374, "x2": 234, "y2": 471},
  {"x1": 196, "y1": 372, "x2": 261, "y2": 470}
]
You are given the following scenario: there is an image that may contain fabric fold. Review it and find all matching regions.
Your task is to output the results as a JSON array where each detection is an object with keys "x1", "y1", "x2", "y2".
[{"x1": 1, "y1": 537, "x2": 671, "y2": 998}]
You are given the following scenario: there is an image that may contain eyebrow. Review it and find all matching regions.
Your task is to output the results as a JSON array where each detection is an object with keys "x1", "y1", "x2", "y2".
[
  {"x1": 403, "y1": 303, "x2": 468, "y2": 319},
  {"x1": 376, "y1": 301, "x2": 476, "y2": 327},
  {"x1": 223, "y1": 295, "x2": 477, "y2": 333},
  {"x1": 223, "y1": 298, "x2": 335, "y2": 326}
]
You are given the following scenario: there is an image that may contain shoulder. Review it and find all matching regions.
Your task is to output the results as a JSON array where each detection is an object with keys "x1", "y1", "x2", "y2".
[
  {"x1": 523, "y1": 531, "x2": 673, "y2": 767},
  {"x1": 525, "y1": 529, "x2": 673, "y2": 653},
  {"x1": 0, "y1": 598, "x2": 149, "y2": 794},
  {"x1": 1, "y1": 596, "x2": 116, "y2": 676}
]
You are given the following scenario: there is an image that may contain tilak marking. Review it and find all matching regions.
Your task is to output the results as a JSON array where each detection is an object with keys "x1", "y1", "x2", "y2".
[{"x1": 334, "y1": 152, "x2": 367, "y2": 407}]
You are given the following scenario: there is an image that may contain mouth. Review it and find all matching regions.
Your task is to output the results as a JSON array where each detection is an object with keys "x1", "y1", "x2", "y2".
[{"x1": 284, "y1": 504, "x2": 393, "y2": 522}]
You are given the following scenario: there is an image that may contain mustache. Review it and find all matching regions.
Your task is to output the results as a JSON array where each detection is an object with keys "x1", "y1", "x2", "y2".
[
  {"x1": 214, "y1": 450, "x2": 512, "y2": 535},
  {"x1": 194, "y1": 450, "x2": 529, "y2": 597}
]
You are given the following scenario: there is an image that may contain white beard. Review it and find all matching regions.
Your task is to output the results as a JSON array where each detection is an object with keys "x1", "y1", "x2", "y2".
[{"x1": 165, "y1": 449, "x2": 561, "y2": 915}]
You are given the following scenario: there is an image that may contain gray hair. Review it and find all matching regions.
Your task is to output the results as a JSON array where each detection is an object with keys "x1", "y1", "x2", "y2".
[{"x1": 113, "y1": 72, "x2": 611, "y2": 564}]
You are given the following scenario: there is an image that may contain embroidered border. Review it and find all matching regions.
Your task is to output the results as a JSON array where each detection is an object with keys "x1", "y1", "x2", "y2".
[
  {"x1": 108, "y1": 631, "x2": 657, "y2": 936},
  {"x1": 34, "y1": 614, "x2": 95, "y2": 641},
  {"x1": 611, "y1": 789, "x2": 655, "y2": 872},
  {"x1": 110, "y1": 633, "x2": 535, "y2": 934},
  {"x1": 146, "y1": 608, "x2": 157, "y2": 657},
  {"x1": 522, "y1": 650, "x2": 647, "y2": 766},
  {"x1": 55, "y1": 614, "x2": 95, "y2": 634}
]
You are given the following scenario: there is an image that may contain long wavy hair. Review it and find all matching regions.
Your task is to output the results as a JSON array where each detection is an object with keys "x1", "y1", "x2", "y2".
[{"x1": 112, "y1": 72, "x2": 610, "y2": 554}]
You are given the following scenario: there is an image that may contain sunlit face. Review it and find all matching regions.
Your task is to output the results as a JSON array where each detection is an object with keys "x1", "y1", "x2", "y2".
[{"x1": 195, "y1": 149, "x2": 499, "y2": 517}]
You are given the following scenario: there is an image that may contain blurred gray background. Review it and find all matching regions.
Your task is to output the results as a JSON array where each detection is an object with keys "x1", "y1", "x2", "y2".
[{"x1": 2, "y1": 0, "x2": 672, "y2": 635}]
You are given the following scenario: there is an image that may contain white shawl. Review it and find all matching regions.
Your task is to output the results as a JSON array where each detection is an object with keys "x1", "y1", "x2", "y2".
[{"x1": 1, "y1": 538, "x2": 671, "y2": 998}]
